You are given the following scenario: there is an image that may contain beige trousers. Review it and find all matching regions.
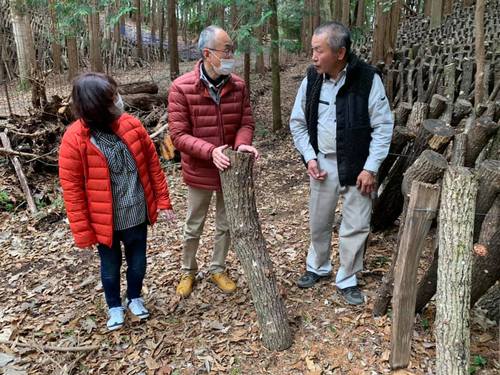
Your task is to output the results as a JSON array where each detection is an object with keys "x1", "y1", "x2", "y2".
[
  {"x1": 181, "y1": 186, "x2": 230, "y2": 274},
  {"x1": 306, "y1": 153, "x2": 372, "y2": 289}
]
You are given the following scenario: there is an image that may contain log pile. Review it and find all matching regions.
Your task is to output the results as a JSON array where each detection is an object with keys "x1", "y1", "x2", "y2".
[{"x1": 369, "y1": 1, "x2": 500, "y2": 320}]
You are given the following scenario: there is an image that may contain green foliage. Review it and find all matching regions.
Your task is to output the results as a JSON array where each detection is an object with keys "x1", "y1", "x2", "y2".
[
  {"x1": 0, "y1": 190, "x2": 15, "y2": 212},
  {"x1": 278, "y1": 0, "x2": 302, "y2": 41},
  {"x1": 469, "y1": 355, "x2": 487, "y2": 374}
]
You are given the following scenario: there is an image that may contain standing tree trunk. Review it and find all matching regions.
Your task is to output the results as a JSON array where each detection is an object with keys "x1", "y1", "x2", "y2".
[
  {"x1": 333, "y1": 0, "x2": 342, "y2": 20},
  {"x1": 244, "y1": 52, "x2": 250, "y2": 92},
  {"x1": 89, "y1": 0, "x2": 103, "y2": 72},
  {"x1": 430, "y1": 0, "x2": 443, "y2": 29},
  {"x1": 66, "y1": 36, "x2": 78, "y2": 81},
  {"x1": 442, "y1": 0, "x2": 453, "y2": 16},
  {"x1": 254, "y1": 4, "x2": 265, "y2": 74},
  {"x1": 371, "y1": 0, "x2": 401, "y2": 65},
  {"x1": 355, "y1": 0, "x2": 365, "y2": 28},
  {"x1": 269, "y1": 0, "x2": 282, "y2": 132},
  {"x1": 135, "y1": 0, "x2": 144, "y2": 59},
  {"x1": 301, "y1": 0, "x2": 311, "y2": 54},
  {"x1": 219, "y1": 150, "x2": 292, "y2": 351},
  {"x1": 312, "y1": 0, "x2": 321, "y2": 29},
  {"x1": 9, "y1": 0, "x2": 36, "y2": 88},
  {"x1": 48, "y1": 0, "x2": 62, "y2": 73},
  {"x1": 341, "y1": 0, "x2": 350, "y2": 26},
  {"x1": 474, "y1": 0, "x2": 486, "y2": 110},
  {"x1": 436, "y1": 167, "x2": 477, "y2": 375},
  {"x1": 168, "y1": 0, "x2": 179, "y2": 80},
  {"x1": 151, "y1": 0, "x2": 157, "y2": 42},
  {"x1": 159, "y1": 0, "x2": 165, "y2": 61}
]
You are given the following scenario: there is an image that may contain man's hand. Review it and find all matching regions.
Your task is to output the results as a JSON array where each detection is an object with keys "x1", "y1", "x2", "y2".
[
  {"x1": 158, "y1": 209, "x2": 177, "y2": 224},
  {"x1": 212, "y1": 145, "x2": 231, "y2": 171},
  {"x1": 307, "y1": 159, "x2": 327, "y2": 181},
  {"x1": 356, "y1": 170, "x2": 376, "y2": 195},
  {"x1": 237, "y1": 144, "x2": 260, "y2": 159}
]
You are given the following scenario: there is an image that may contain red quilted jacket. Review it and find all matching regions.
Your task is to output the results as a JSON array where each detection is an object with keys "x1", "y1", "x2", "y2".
[
  {"x1": 59, "y1": 113, "x2": 172, "y2": 248},
  {"x1": 168, "y1": 60, "x2": 255, "y2": 190}
]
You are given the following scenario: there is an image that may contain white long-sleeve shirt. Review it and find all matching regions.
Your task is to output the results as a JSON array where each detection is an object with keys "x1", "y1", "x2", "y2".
[{"x1": 289, "y1": 70, "x2": 394, "y2": 173}]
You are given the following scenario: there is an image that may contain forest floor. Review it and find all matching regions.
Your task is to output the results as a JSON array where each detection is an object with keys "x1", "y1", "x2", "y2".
[{"x1": 0, "y1": 58, "x2": 498, "y2": 375}]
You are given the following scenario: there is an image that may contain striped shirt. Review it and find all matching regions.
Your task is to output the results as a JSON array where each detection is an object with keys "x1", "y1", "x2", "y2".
[{"x1": 92, "y1": 130, "x2": 146, "y2": 231}]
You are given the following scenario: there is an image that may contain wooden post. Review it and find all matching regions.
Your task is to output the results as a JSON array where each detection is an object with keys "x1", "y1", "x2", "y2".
[
  {"x1": 390, "y1": 182, "x2": 440, "y2": 369},
  {"x1": 219, "y1": 150, "x2": 292, "y2": 351},
  {"x1": 0, "y1": 131, "x2": 37, "y2": 214},
  {"x1": 436, "y1": 167, "x2": 477, "y2": 375}
]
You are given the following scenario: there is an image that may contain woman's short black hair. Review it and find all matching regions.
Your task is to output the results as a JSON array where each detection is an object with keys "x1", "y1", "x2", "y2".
[{"x1": 71, "y1": 72, "x2": 120, "y2": 131}]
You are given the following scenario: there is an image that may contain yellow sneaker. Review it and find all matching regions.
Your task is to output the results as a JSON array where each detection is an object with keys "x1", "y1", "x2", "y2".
[
  {"x1": 210, "y1": 272, "x2": 237, "y2": 294},
  {"x1": 176, "y1": 274, "x2": 195, "y2": 297}
]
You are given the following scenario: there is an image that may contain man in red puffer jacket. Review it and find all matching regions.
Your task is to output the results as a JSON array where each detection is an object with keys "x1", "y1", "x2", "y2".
[{"x1": 168, "y1": 25, "x2": 259, "y2": 297}]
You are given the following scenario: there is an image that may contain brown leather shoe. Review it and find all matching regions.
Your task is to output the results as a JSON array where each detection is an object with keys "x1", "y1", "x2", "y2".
[
  {"x1": 176, "y1": 273, "x2": 195, "y2": 297},
  {"x1": 210, "y1": 272, "x2": 237, "y2": 294}
]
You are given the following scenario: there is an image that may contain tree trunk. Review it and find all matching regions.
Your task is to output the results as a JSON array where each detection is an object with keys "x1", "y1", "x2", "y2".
[
  {"x1": 442, "y1": 0, "x2": 453, "y2": 16},
  {"x1": 464, "y1": 117, "x2": 499, "y2": 167},
  {"x1": 355, "y1": 0, "x2": 365, "y2": 28},
  {"x1": 151, "y1": 0, "x2": 157, "y2": 41},
  {"x1": 435, "y1": 167, "x2": 477, "y2": 375},
  {"x1": 301, "y1": 0, "x2": 312, "y2": 54},
  {"x1": 474, "y1": 0, "x2": 486, "y2": 110},
  {"x1": 333, "y1": 0, "x2": 342, "y2": 20},
  {"x1": 390, "y1": 182, "x2": 440, "y2": 369},
  {"x1": 424, "y1": 0, "x2": 432, "y2": 17},
  {"x1": 168, "y1": 0, "x2": 179, "y2": 80},
  {"x1": 66, "y1": 36, "x2": 78, "y2": 81},
  {"x1": 430, "y1": 0, "x2": 443, "y2": 29},
  {"x1": 48, "y1": 0, "x2": 62, "y2": 73},
  {"x1": 341, "y1": 0, "x2": 350, "y2": 26},
  {"x1": 9, "y1": 0, "x2": 36, "y2": 88},
  {"x1": 89, "y1": 0, "x2": 103, "y2": 72},
  {"x1": 159, "y1": 0, "x2": 165, "y2": 61},
  {"x1": 471, "y1": 195, "x2": 500, "y2": 307},
  {"x1": 372, "y1": 0, "x2": 401, "y2": 65},
  {"x1": 254, "y1": 4, "x2": 265, "y2": 74},
  {"x1": 244, "y1": 52, "x2": 250, "y2": 92},
  {"x1": 269, "y1": 0, "x2": 282, "y2": 132},
  {"x1": 135, "y1": 0, "x2": 144, "y2": 59},
  {"x1": 219, "y1": 150, "x2": 292, "y2": 351}
]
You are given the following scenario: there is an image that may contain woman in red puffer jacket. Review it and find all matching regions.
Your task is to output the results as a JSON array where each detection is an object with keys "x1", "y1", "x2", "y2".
[{"x1": 59, "y1": 73, "x2": 175, "y2": 331}]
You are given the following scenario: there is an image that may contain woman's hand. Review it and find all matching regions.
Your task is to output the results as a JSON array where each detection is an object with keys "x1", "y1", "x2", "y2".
[{"x1": 158, "y1": 209, "x2": 177, "y2": 224}]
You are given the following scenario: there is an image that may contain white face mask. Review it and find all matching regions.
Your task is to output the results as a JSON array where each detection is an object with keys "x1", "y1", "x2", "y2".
[
  {"x1": 210, "y1": 50, "x2": 235, "y2": 76},
  {"x1": 114, "y1": 93, "x2": 124, "y2": 113}
]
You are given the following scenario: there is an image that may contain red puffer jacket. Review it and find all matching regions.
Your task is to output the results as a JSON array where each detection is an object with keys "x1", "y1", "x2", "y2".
[
  {"x1": 168, "y1": 60, "x2": 255, "y2": 190},
  {"x1": 59, "y1": 113, "x2": 172, "y2": 248}
]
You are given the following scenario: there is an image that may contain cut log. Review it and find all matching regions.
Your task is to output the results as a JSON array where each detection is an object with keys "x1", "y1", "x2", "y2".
[
  {"x1": 118, "y1": 81, "x2": 159, "y2": 95},
  {"x1": 219, "y1": 149, "x2": 292, "y2": 351},
  {"x1": 373, "y1": 150, "x2": 447, "y2": 316},
  {"x1": 451, "y1": 99, "x2": 473, "y2": 126},
  {"x1": 394, "y1": 102, "x2": 413, "y2": 127},
  {"x1": 429, "y1": 94, "x2": 448, "y2": 119},
  {"x1": 416, "y1": 119, "x2": 455, "y2": 153},
  {"x1": 378, "y1": 126, "x2": 414, "y2": 184},
  {"x1": 122, "y1": 93, "x2": 167, "y2": 111},
  {"x1": 477, "y1": 283, "x2": 500, "y2": 323},
  {"x1": 402, "y1": 150, "x2": 448, "y2": 196},
  {"x1": 390, "y1": 182, "x2": 440, "y2": 369},
  {"x1": 407, "y1": 102, "x2": 429, "y2": 135},
  {"x1": 450, "y1": 132, "x2": 467, "y2": 166},
  {"x1": 464, "y1": 116, "x2": 499, "y2": 167},
  {"x1": 473, "y1": 160, "x2": 500, "y2": 240},
  {"x1": 0, "y1": 131, "x2": 37, "y2": 214},
  {"x1": 436, "y1": 166, "x2": 477, "y2": 375},
  {"x1": 471, "y1": 195, "x2": 500, "y2": 307}
]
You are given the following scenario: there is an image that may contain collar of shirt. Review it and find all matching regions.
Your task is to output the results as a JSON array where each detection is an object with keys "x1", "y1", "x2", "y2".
[
  {"x1": 199, "y1": 63, "x2": 229, "y2": 91},
  {"x1": 323, "y1": 63, "x2": 348, "y2": 84}
]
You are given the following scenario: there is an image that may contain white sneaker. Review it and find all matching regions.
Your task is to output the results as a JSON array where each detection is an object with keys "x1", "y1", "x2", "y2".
[
  {"x1": 126, "y1": 298, "x2": 149, "y2": 319},
  {"x1": 107, "y1": 307, "x2": 125, "y2": 331}
]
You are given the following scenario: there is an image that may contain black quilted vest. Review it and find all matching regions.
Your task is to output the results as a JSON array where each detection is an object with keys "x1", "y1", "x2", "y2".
[{"x1": 305, "y1": 54, "x2": 378, "y2": 186}]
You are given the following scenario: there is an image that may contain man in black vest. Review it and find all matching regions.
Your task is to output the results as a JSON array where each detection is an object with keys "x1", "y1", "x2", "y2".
[{"x1": 290, "y1": 22, "x2": 393, "y2": 305}]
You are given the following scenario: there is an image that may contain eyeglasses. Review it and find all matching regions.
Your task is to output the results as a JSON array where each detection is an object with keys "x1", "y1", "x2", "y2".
[{"x1": 207, "y1": 47, "x2": 235, "y2": 57}]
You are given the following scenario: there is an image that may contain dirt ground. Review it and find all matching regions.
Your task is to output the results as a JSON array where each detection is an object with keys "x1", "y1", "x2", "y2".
[{"x1": 0, "y1": 58, "x2": 498, "y2": 375}]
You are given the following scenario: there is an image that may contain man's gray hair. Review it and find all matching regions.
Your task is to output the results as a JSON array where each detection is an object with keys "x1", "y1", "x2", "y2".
[
  {"x1": 313, "y1": 21, "x2": 351, "y2": 55},
  {"x1": 198, "y1": 25, "x2": 223, "y2": 58}
]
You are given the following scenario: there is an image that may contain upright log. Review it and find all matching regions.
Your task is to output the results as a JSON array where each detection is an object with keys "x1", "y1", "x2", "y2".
[
  {"x1": 473, "y1": 160, "x2": 500, "y2": 240},
  {"x1": 219, "y1": 150, "x2": 292, "y2": 351},
  {"x1": 471, "y1": 196, "x2": 500, "y2": 307},
  {"x1": 407, "y1": 102, "x2": 429, "y2": 135},
  {"x1": 464, "y1": 117, "x2": 499, "y2": 167},
  {"x1": 373, "y1": 150, "x2": 447, "y2": 316},
  {"x1": 391, "y1": 182, "x2": 440, "y2": 369},
  {"x1": 429, "y1": 94, "x2": 448, "y2": 119},
  {"x1": 436, "y1": 167, "x2": 477, "y2": 375}
]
